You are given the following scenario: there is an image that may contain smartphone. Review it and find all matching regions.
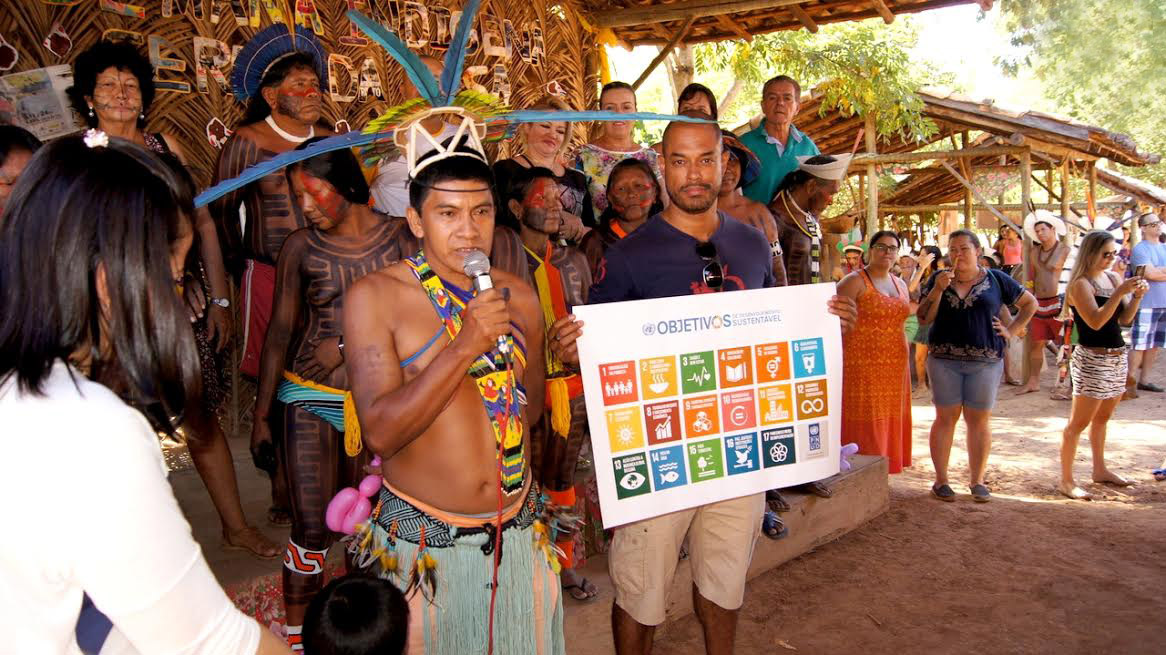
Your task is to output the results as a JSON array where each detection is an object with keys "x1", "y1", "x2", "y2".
[{"x1": 1135, "y1": 264, "x2": 1147, "y2": 279}]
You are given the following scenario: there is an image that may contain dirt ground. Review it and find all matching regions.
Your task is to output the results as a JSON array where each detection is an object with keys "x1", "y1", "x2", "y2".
[
  {"x1": 654, "y1": 360, "x2": 1166, "y2": 655},
  {"x1": 172, "y1": 357, "x2": 1165, "y2": 654}
]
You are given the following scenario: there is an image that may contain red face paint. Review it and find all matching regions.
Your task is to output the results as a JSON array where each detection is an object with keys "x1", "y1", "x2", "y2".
[{"x1": 297, "y1": 170, "x2": 347, "y2": 227}]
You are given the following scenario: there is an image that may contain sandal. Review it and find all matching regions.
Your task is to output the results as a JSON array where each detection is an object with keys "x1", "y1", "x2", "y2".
[
  {"x1": 267, "y1": 506, "x2": 292, "y2": 527},
  {"x1": 762, "y1": 510, "x2": 789, "y2": 540},
  {"x1": 931, "y1": 483, "x2": 955, "y2": 502},
  {"x1": 222, "y1": 526, "x2": 282, "y2": 560},
  {"x1": 766, "y1": 489, "x2": 791, "y2": 513},
  {"x1": 561, "y1": 572, "x2": 598, "y2": 602},
  {"x1": 970, "y1": 484, "x2": 991, "y2": 503},
  {"x1": 801, "y1": 481, "x2": 833, "y2": 499}
]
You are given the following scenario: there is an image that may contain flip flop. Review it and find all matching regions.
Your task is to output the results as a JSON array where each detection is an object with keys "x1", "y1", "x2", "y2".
[
  {"x1": 562, "y1": 577, "x2": 599, "y2": 602},
  {"x1": 766, "y1": 489, "x2": 791, "y2": 513},
  {"x1": 762, "y1": 510, "x2": 789, "y2": 540},
  {"x1": 801, "y1": 481, "x2": 833, "y2": 498},
  {"x1": 1152, "y1": 468, "x2": 1166, "y2": 482}
]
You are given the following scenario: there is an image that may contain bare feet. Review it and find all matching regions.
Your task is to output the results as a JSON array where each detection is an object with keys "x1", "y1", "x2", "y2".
[
  {"x1": 1014, "y1": 384, "x2": 1040, "y2": 395},
  {"x1": 1057, "y1": 482, "x2": 1092, "y2": 500},
  {"x1": 223, "y1": 525, "x2": 282, "y2": 560},
  {"x1": 1092, "y1": 471, "x2": 1135, "y2": 487}
]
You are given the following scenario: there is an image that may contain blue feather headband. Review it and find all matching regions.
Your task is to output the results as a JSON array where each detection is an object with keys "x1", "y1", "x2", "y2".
[{"x1": 231, "y1": 24, "x2": 329, "y2": 101}]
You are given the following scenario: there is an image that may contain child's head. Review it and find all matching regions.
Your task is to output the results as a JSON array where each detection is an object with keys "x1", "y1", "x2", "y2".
[{"x1": 304, "y1": 575, "x2": 409, "y2": 655}]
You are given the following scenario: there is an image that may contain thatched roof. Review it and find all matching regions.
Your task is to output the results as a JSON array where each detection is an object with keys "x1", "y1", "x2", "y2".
[
  {"x1": 759, "y1": 88, "x2": 1161, "y2": 210},
  {"x1": 581, "y1": 0, "x2": 994, "y2": 47}
]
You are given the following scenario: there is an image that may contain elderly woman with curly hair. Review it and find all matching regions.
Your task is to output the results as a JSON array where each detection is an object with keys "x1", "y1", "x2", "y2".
[{"x1": 66, "y1": 40, "x2": 279, "y2": 559}]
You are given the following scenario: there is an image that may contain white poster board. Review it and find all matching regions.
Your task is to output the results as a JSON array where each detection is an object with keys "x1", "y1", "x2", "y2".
[
  {"x1": 574, "y1": 284, "x2": 842, "y2": 528},
  {"x1": 0, "y1": 65, "x2": 77, "y2": 141}
]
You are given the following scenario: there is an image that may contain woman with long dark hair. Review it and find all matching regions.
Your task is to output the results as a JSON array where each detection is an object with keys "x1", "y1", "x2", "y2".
[
  {"x1": 0, "y1": 134, "x2": 289, "y2": 653},
  {"x1": 1058, "y1": 231, "x2": 1147, "y2": 499},
  {"x1": 911, "y1": 245, "x2": 942, "y2": 392}
]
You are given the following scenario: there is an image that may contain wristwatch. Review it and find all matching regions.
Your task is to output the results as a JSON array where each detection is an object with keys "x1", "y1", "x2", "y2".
[{"x1": 210, "y1": 297, "x2": 230, "y2": 308}]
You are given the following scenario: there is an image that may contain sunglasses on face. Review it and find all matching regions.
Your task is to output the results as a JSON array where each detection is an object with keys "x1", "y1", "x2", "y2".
[
  {"x1": 1101, "y1": 251, "x2": 1117, "y2": 260},
  {"x1": 695, "y1": 241, "x2": 723, "y2": 290}
]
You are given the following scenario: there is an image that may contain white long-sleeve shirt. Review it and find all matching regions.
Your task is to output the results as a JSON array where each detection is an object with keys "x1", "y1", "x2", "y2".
[{"x1": 0, "y1": 362, "x2": 259, "y2": 654}]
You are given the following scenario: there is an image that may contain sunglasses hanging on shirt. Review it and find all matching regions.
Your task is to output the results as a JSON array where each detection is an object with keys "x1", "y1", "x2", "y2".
[{"x1": 696, "y1": 241, "x2": 724, "y2": 290}]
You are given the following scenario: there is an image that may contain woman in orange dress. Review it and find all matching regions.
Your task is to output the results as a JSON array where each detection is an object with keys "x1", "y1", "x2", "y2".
[{"x1": 837, "y1": 230, "x2": 913, "y2": 473}]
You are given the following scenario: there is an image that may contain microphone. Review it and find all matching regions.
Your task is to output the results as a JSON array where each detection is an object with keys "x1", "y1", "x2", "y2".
[{"x1": 462, "y1": 249, "x2": 510, "y2": 354}]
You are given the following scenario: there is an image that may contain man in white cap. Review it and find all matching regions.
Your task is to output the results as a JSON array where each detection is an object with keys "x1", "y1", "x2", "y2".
[
  {"x1": 1017, "y1": 210, "x2": 1070, "y2": 394},
  {"x1": 833, "y1": 243, "x2": 865, "y2": 282},
  {"x1": 769, "y1": 154, "x2": 856, "y2": 286}
]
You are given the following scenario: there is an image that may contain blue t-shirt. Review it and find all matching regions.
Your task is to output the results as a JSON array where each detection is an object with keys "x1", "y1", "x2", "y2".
[
  {"x1": 1131, "y1": 240, "x2": 1166, "y2": 308},
  {"x1": 588, "y1": 213, "x2": 775, "y2": 303},
  {"x1": 921, "y1": 268, "x2": 1024, "y2": 362},
  {"x1": 739, "y1": 125, "x2": 820, "y2": 205}
]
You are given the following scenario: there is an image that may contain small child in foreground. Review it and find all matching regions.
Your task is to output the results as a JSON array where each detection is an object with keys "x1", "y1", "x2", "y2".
[{"x1": 303, "y1": 575, "x2": 409, "y2": 655}]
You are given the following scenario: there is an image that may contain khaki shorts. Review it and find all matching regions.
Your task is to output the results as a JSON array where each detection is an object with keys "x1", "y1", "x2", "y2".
[{"x1": 608, "y1": 492, "x2": 764, "y2": 626}]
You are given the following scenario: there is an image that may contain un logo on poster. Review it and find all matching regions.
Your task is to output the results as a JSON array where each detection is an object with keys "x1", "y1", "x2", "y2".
[{"x1": 642, "y1": 322, "x2": 656, "y2": 336}]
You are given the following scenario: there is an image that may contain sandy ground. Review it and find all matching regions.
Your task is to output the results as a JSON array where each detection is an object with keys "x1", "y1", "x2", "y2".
[
  {"x1": 171, "y1": 356, "x2": 1165, "y2": 654},
  {"x1": 654, "y1": 359, "x2": 1166, "y2": 655}
]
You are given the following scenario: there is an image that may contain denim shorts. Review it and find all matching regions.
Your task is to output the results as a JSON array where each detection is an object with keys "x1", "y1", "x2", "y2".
[{"x1": 926, "y1": 356, "x2": 1004, "y2": 410}]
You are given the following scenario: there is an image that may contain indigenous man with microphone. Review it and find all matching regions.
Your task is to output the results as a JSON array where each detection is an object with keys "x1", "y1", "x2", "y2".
[{"x1": 342, "y1": 118, "x2": 565, "y2": 655}]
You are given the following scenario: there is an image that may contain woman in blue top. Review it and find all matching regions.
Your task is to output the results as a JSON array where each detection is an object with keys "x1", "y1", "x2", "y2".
[{"x1": 918, "y1": 230, "x2": 1037, "y2": 502}]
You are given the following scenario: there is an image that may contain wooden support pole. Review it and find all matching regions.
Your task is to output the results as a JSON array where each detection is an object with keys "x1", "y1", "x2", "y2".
[
  {"x1": 790, "y1": 3, "x2": 819, "y2": 32},
  {"x1": 631, "y1": 16, "x2": 696, "y2": 92},
  {"x1": 939, "y1": 161, "x2": 1024, "y2": 236},
  {"x1": 960, "y1": 132, "x2": 972, "y2": 229},
  {"x1": 1061, "y1": 159, "x2": 1072, "y2": 244},
  {"x1": 1028, "y1": 172, "x2": 1092, "y2": 232},
  {"x1": 870, "y1": 0, "x2": 895, "y2": 23},
  {"x1": 1088, "y1": 162, "x2": 1098, "y2": 220},
  {"x1": 865, "y1": 114, "x2": 878, "y2": 239},
  {"x1": 1019, "y1": 148, "x2": 1033, "y2": 385},
  {"x1": 849, "y1": 145, "x2": 1026, "y2": 167}
]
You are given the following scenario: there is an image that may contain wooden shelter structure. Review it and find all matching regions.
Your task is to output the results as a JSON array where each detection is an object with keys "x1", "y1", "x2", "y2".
[
  {"x1": 581, "y1": 0, "x2": 994, "y2": 47},
  {"x1": 779, "y1": 89, "x2": 1160, "y2": 243}
]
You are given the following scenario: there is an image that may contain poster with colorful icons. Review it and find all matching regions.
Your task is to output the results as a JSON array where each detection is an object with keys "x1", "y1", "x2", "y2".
[{"x1": 574, "y1": 284, "x2": 841, "y2": 528}]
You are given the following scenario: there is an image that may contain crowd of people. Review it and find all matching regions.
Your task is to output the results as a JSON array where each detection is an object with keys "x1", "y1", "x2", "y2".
[{"x1": 0, "y1": 32, "x2": 1163, "y2": 655}]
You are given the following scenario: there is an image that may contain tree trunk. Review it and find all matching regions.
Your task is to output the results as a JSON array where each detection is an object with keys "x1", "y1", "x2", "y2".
[
  {"x1": 718, "y1": 78, "x2": 745, "y2": 117},
  {"x1": 665, "y1": 45, "x2": 694, "y2": 107}
]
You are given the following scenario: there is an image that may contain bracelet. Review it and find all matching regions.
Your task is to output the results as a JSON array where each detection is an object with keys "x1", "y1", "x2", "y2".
[{"x1": 337, "y1": 335, "x2": 345, "y2": 358}]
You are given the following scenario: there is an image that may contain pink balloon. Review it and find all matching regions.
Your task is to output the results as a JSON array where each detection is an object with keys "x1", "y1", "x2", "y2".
[
  {"x1": 326, "y1": 487, "x2": 361, "y2": 533},
  {"x1": 358, "y1": 474, "x2": 382, "y2": 497},
  {"x1": 339, "y1": 497, "x2": 371, "y2": 535}
]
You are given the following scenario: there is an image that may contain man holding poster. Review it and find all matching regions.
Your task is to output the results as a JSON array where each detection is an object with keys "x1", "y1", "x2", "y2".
[{"x1": 581, "y1": 115, "x2": 857, "y2": 655}]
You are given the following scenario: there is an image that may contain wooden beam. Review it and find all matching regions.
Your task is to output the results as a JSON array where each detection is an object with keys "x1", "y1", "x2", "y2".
[
  {"x1": 790, "y1": 3, "x2": 819, "y2": 32},
  {"x1": 593, "y1": 0, "x2": 808, "y2": 30},
  {"x1": 865, "y1": 114, "x2": 878, "y2": 239},
  {"x1": 870, "y1": 0, "x2": 896, "y2": 23},
  {"x1": 1088, "y1": 162, "x2": 1098, "y2": 220},
  {"x1": 631, "y1": 17, "x2": 696, "y2": 92},
  {"x1": 1019, "y1": 147, "x2": 1033, "y2": 384},
  {"x1": 882, "y1": 203, "x2": 1129, "y2": 213},
  {"x1": 1061, "y1": 159, "x2": 1072, "y2": 242},
  {"x1": 849, "y1": 145, "x2": 1027, "y2": 167},
  {"x1": 939, "y1": 160, "x2": 1023, "y2": 236},
  {"x1": 960, "y1": 132, "x2": 973, "y2": 229},
  {"x1": 715, "y1": 14, "x2": 752, "y2": 41}
]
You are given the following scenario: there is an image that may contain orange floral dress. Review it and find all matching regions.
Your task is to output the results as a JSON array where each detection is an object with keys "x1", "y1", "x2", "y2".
[{"x1": 842, "y1": 271, "x2": 912, "y2": 473}]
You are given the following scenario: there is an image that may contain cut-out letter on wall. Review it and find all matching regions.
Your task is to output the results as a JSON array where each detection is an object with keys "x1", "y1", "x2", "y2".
[
  {"x1": 491, "y1": 63, "x2": 511, "y2": 105},
  {"x1": 463, "y1": 65, "x2": 489, "y2": 94},
  {"x1": 358, "y1": 57, "x2": 384, "y2": 100},
  {"x1": 339, "y1": 1, "x2": 370, "y2": 46},
  {"x1": 0, "y1": 34, "x2": 19, "y2": 71},
  {"x1": 213, "y1": 0, "x2": 248, "y2": 26},
  {"x1": 163, "y1": 0, "x2": 202, "y2": 19},
  {"x1": 100, "y1": 0, "x2": 146, "y2": 18},
  {"x1": 502, "y1": 20, "x2": 518, "y2": 61},
  {"x1": 295, "y1": 0, "x2": 325, "y2": 35},
  {"x1": 149, "y1": 34, "x2": 191, "y2": 93},
  {"x1": 102, "y1": 29, "x2": 144, "y2": 46},
  {"x1": 248, "y1": 0, "x2": 285, "y2": 27},
  {"x1": 401, "y1": 2, "x2": 430, "y2": 49},
  {"x1": 520, "y1": 24, "x2": 545, "y2": 67},
  {"x1": 480, "y1": 15, "x2": 506, "y2": 58},
  {"x1": 429, "y1": 7, "x2": 452, "y2": 50},
  {"x1": 193, "y1": 37, "x2": 232, "y2": 93},
  {"x1": 327, "y1": 54, "x2": 357, "y2": 103}
]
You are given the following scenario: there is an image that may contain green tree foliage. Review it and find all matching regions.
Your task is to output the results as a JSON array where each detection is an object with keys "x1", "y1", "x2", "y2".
[
  {"x1": 693, "y1": 19, "x2": 947, "y2": 145},
  {"x1": 996, "y1": 0, "x2": 1166, "y2": 183}
]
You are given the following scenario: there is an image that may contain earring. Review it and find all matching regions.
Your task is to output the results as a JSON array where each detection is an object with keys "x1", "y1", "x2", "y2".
[
  {"x1": 139, "y1": 112, "x2": 145, "y2": 120},
  {"x1": 88, "y1": 106, "x2": 94, "y2": 118}
]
